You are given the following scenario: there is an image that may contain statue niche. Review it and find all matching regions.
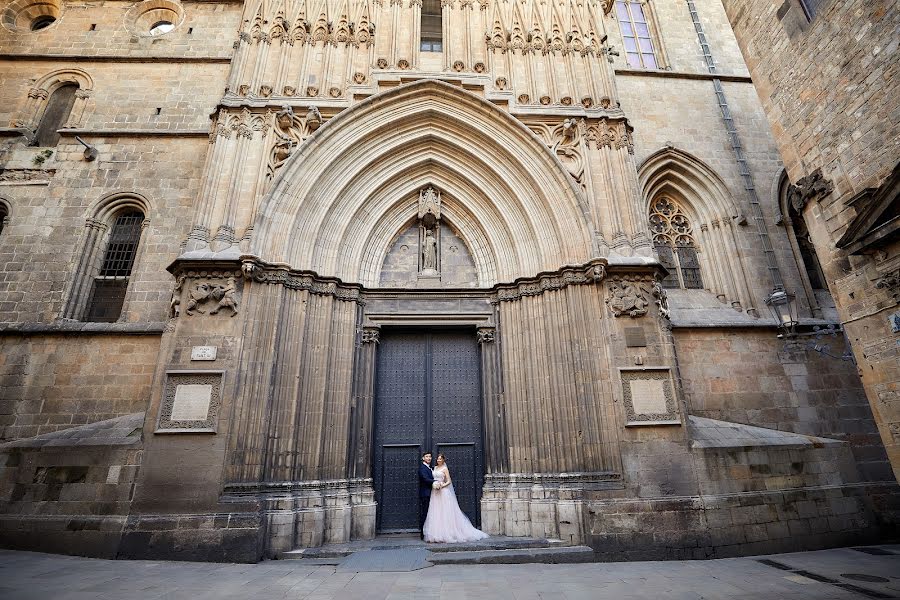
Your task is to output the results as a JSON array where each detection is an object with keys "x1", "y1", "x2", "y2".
[{"x1": 379, "y1": 186, "x2": 478, "y2": 288}]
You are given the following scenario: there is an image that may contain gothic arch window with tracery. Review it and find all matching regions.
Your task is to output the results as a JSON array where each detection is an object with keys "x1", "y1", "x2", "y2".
[{"x1": 649, "y1": 197, "x2": 703, "y2": 289}]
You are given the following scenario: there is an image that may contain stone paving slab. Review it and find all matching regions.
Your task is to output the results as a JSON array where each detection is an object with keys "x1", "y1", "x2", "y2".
[
  {"x1": 335, "y1": 548, "x2": 431, "y2": 572},
  {"x1": 0, "y1": 545, "x2": 898, "y2": 599}
]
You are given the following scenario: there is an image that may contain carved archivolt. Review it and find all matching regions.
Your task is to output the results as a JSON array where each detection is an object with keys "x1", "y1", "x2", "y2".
[{"x1": 251, "y1": 79, "x2": 594, "y2": 285}]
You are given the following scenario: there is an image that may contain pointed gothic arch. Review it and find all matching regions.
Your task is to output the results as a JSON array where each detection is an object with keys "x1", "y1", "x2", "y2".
[
  {"x1": 639, "y1": 146, "x2": 756, "y2": 314},
  {"x1": 252, "y1": 79, "x2": 595, "y2": 286}
]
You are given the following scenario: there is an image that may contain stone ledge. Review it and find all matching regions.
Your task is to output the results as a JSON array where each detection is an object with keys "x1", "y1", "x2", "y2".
[{"x1": 0, "y1": 321, "x2": 167, "y2": 335}]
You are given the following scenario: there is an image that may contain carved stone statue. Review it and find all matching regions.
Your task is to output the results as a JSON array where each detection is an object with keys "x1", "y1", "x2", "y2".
[
  {"x1": 422, "y1": 228, "x2": 438, "y2": 271},
  {"x1": 169, "y1": 275, "x2": 185, "y2": 318}
]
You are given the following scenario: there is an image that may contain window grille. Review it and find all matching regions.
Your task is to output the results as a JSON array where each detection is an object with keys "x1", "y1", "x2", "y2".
[
  {"x1": 84, "y1": 211, "x2": 144, "y2": 322},
  {"x1": 421, "y1": 0, "x2": 442, "y2": 52},
  {"x1": 649, "y1": 197, "x2": 704, "y2": 290},
  {"x1": 615, "y1": 1, "x2": 658, "y2": 69}
]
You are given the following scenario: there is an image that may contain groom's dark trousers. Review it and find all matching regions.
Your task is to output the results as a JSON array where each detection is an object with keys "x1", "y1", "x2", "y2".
[{"x1": 418, "y1": 462, "x2": 435, "y2": 536}]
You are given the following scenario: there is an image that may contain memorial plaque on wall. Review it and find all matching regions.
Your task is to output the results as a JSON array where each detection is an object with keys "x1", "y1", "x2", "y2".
[
  {"x1": 156, "y1": 370, "x2": 224, "y2": 433},
  {"x1": 619, "y1": 368, "x2": 680, "y2": 426}
]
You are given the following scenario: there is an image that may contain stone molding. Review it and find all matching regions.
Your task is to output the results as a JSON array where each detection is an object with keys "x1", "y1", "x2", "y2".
[
  {"x1": 491, "y1": 260, "x2": 608, "y2": 303},
  {"x1": 483, "y1": 471, "x2": 622, "y2": 489}
]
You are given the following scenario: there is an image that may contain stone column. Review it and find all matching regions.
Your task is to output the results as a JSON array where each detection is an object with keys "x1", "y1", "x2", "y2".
[{"x1": 477, "y1": 325, "x2": 508, "y2": 474}]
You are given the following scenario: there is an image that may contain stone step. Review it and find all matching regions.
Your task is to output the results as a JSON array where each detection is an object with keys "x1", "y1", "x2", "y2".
[{"x1": 428, "y1": 545, "x2": 596, "y2": 565}]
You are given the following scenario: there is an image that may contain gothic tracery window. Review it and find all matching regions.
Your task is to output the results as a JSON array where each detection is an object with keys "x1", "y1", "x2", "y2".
[{"x1": 650, "y1": 197, "x2": 703, "y2": 289}]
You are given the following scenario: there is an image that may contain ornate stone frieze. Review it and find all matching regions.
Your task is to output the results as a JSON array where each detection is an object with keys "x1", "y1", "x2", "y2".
[
  {"x1": 492, "y1": 261, "x2": 607, "y2": 303},
  {"x1": 606, "y1": 275, "x2": 654, "y2": 318},
  {"x1": 584, "y1": 118, "x2": 634, "y2": 154},
  {"x1": 788, "y1": 168, "x2": 834, "y2": 211},
  {"x1": 620, "y1": 368, "x2": 679, "y2": 426},
  {"x1": 156, "y1": 371, "x2": 224, "y2": 434},
  {"x1": 241, "y1": 258, "x2": 364, "y2": 303}
]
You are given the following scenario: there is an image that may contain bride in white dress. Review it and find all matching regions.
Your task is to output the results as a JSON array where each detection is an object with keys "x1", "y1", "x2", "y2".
[{"x1": 423, "y1": 453, "x2": 489, "y2": 543}]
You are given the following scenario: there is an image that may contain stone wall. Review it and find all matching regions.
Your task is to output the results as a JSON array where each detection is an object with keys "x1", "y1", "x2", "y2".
[
  {"x1": 673, "y1": 327, "x2": 893, "y2": 482},
  {"x1": 720, "y1": 0, "x2": 900, "y2": 478},
  {"x1": 0, "y1": 333, "x2": 160, "y2": 441}
]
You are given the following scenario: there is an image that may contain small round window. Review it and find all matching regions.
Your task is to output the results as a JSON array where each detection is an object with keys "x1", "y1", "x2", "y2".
[
  {"x1": 149, "y1": 20, "x2": 174, "y2": 35},
  {"x1": 31, "y1": 15, "x2": 56, "y2": 31}
]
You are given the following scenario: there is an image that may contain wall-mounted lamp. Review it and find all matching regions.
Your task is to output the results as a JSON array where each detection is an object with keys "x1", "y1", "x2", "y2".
[{"x1": 74, "y1": 135, "x2": 98, "y2": 161}]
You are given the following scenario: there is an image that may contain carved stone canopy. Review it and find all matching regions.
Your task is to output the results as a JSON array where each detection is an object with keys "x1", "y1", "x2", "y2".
[{"x1": 418, "y1": 185, "x2": 441, "y2": 228}]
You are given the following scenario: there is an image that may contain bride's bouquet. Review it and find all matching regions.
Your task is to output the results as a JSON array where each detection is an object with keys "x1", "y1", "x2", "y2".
[{"x1": 432, "y1": 481, "x2": 441, "y2": 489}]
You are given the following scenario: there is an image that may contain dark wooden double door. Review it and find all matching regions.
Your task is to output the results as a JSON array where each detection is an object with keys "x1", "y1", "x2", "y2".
[{"x1": 373, "y1": 329, "x2": 484, "y2": 532}]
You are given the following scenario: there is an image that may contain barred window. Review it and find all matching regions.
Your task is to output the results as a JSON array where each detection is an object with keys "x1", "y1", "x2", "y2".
[
  {"x1": 32, "y1": 83, "x2": 78, "y2": 147},
  {"x1": 84, "y1": 211, "x2": 144, "y2": 322},
  {"x1": 421, "y1": 0, "x2": 442, "y2": 52},
  {"x1": 615, "y1": 1, "x2": 658, "y2": 69},
  {"x1": 649, "y1": 197, "x2": 703, "y2": 290}
]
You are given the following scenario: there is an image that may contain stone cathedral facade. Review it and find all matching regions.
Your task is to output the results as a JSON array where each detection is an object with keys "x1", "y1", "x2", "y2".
[{"x1": 0, "y1": 0, "x2": 896, "y2": 562}]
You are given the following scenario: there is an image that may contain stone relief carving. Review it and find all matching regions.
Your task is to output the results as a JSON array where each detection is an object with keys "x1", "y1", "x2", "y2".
[
  {"x1": 184, "y1": 277, "x2": 240, "y2": 317},
  {"x1": 361, "y1": 327, "x2": 380, "y2": 344},
  {"x1": 527, "y1": 118, "x2": 585, "y2": 190},
  {"x1": 266, "y1": 105, "x2": 324, "y2": 179},
  {"x1": 169, "y1": 275, "x2": 185, "y2": 318},
  {"x1": 606, "y1": 276, "x2": 652, "y2": 318},
  {"x1": 788, "y1": 168, "x2": 834, "y2": 211},
  {"x1": 476, "y1": 327, "x2": 496, "y2": 344},
  {"x1": 875, "y1": 268, "x2": 899, "y2": 301},
  {"x1": 584, "y1": 118, "x2": 634, "y2": 154}
]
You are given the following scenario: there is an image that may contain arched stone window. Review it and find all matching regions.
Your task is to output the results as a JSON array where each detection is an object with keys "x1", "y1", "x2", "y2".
[
  {"x1": 0, "y1": 198, "x2": 10, "y2": 238},
  {"x1": 31, "y1": 83, "x2": 77, "y2": 147},
  {"x1": 420, "y1": 0, "x2": 442, "y2": 52},
  {"x1": 62, "y1": 194, "x2": 150, "y2": 322},
  {"x1": 776, "y1": 171, "x2": 831, "y2": 318},
  {"x1": 14, "y1": 68, "x2": 93, "y2": 141},
  {"x1": 640, "y1": 147, "x2": 757, "y2": 315},
  {"x1": 649, "y1": 197, "x2": 703, "y2": 289}
]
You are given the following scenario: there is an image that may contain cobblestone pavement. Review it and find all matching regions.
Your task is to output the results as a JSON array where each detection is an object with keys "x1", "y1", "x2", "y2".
[{"x1": 0, "y1": 545, "x2": 898, "y2": 600}]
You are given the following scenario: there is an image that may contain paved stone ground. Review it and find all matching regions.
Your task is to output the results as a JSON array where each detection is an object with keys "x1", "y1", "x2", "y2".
[{"x1": 0, "y1": 545, "x2": 898, "y2": 600}]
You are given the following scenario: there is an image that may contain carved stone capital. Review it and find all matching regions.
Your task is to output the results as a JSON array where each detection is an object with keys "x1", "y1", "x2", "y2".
[
  {"x1": 788, "y1": 168, "x2": 834, "y2": 211},
  {"x1": 476, "y1": 327, "x2": 496, "y2": 344},
  {"x1": 361, "y1": 327, "x2": 380, "y2": 344}
]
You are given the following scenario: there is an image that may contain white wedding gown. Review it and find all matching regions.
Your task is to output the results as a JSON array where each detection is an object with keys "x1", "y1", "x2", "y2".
[{"x1": 423, "y1": 469, "x2": 489, "y2": 543}]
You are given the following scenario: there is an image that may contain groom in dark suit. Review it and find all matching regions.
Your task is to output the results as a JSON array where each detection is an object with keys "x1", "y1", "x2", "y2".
[{"x1": 418, "y1": 452, "x2": 435, "y2": 539}]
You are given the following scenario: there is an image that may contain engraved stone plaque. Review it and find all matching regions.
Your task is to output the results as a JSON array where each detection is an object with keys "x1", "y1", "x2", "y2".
[
  {"x1": 620, "y1": 368, "x2": 680, "y2": 426},
  {"x1": 191, "y1": 346, "x2": 217, "y2": 361},
  {"x1": 156, "y1": 371, "x2": 224, "y2": 434},
  {"x1": 170, "y1": 384, "x2": 213, "y2": 421},
  {"x1": 629, "y1": 379, "x2": 667, "y2": 415}
]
